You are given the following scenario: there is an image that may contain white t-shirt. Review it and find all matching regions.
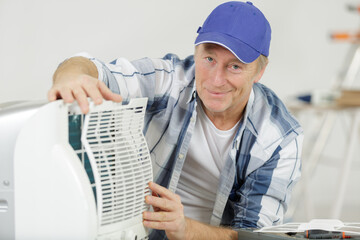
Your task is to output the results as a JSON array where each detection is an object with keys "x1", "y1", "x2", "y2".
[{"x1": 175, "y1": 103, "x2": 240, "y2": 223}]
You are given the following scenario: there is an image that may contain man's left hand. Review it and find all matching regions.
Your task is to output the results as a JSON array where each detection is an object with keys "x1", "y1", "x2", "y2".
[
  {"x1": 143, "y1": 181, "x2": 238, "y2": 240},
  {"x1": 142, "y1": 181, "x2": 187, "y2": 240}
]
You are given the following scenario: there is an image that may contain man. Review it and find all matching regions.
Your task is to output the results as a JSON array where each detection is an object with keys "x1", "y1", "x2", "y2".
[{"x1": 48, "y1": 1, "x2": 303, "y2": 239}]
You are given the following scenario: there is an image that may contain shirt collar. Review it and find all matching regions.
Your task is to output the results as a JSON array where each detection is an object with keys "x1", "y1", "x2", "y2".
[{"x1": 232, "y1": 88, "x2": 254, "y2": 151}]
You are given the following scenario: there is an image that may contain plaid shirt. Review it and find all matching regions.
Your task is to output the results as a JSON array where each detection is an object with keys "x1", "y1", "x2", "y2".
[{"x1": 90, "y1": 53, "x2": 303, "y2": 237}]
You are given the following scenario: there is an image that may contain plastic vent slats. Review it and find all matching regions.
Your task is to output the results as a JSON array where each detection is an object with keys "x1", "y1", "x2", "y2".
[{"x1": 81, "y1": 98, "x2": 152, "y2": 233}]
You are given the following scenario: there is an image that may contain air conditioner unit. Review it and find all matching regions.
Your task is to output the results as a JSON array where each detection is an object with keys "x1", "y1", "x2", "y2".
[{"x1": 0, "y1": 98, "x2": 152, "y2": 240}]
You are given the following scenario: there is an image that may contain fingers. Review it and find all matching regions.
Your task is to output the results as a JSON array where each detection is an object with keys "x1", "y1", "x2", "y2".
[
  {"x1": 50, "y1": 83, "x2": 90, "y2": 114},
  {"x1": 47, "y1": 86, "x2": 75, "y2": 103},
  {"x1": 145, "y1": 195, "x2": 181, "y2": 212},
  {"x1": 72, "y1": 87, "x2": 90, "y2": 114},
  {"x1": 48, "y1": 73, "x2": 122, "y2": 114},
  {"x1": 143, "y1": 219, "x2": 180, "y2": 232},
  {"x1": 83, "y1": 81, "x2": 104, "y2": 105},
  {"x1": 143, "y1": 204, "x2": 185, "y2": 233},
  {"x1": 148, "y1": 181, "x2": 180, "y2": 202},
  {"x1": 98, "y1": 81, "x2": 123, "y2": 103},
  {"x1": 143, "y1": 181, "x2": 186, "y2": 235},
  {"x1": 47, "y1": 88, "x2": 58, "y2": 102},
  {"x1": 143, "y1": 208, "x2": 179, "y2": 222}
]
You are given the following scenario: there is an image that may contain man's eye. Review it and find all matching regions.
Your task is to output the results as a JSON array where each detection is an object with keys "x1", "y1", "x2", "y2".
[
  {"x1": 228, "y1": 64, "x2": 242, "y2": 73},
  {"x1": 206, "y1": 57, "x2": 214, "y2": 62}
]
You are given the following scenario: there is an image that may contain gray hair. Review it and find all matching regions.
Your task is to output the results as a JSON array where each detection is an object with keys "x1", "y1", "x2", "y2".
[{"x1": 257, "y1": 54, "x2": 268, "y2": 73}]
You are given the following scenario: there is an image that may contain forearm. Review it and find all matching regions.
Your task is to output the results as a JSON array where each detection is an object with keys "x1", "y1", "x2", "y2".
[
  {"x1": 53, "y1": 56, "x2": 98, "y2": 83},
  {"x1": 185, "y1": 218, "x2": 238, "y2": 240}
]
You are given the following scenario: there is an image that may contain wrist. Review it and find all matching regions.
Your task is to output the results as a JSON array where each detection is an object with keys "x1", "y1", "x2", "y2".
[
  {"x1": 182, "y1": 218, "x2": 238, "y2": 240},
  {"x1": 184, "y1": 217, "x2": 194, "y2": 240}
]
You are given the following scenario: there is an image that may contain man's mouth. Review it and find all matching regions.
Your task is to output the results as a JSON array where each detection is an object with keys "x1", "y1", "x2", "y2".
[{"x1": 207, "y1": 89, "x2": 230, "y2": 96}]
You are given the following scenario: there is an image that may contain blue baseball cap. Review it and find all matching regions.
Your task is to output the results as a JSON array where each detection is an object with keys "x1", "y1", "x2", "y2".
[{"x1": 195, "y1": 1, "x2": 271, "y2": 64}]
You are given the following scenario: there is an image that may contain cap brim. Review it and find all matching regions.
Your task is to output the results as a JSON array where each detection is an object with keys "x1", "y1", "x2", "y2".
[{"x1": 195, "y1": 32, "x2": 260, "y2": 64}]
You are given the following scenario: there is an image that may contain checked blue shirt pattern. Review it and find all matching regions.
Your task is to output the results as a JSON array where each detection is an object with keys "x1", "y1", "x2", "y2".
[{"x1": 87, "y1": 53, "x2": 303, "y2": 237}]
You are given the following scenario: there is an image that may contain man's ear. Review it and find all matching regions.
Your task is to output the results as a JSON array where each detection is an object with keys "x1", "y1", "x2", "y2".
[{"x1": 253, "y1": 62, "x2": 268, "y2": 83}]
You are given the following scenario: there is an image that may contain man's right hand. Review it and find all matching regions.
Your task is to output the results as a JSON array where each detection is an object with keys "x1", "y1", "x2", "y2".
[{"x1": 47, "y1": 56, "x2": 122, "y2": 114}]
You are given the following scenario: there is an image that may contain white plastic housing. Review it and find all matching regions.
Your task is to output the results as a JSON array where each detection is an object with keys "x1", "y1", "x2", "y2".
[
  {"x1": 13, "y1": 98, "x2": 152, "y2": 240},
  {"x1": 14, "y1": 100, "x2": 97, "y2": 239}
]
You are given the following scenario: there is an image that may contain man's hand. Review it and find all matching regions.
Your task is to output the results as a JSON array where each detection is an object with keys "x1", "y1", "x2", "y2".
[
  {"x1": 143, "y1": 182, "x2": 238, "y2": 240},
  {"x1": 47, "y1": 56, "x2": 122, "y2": 114},
  {"x1": 143, "y1": 181, "x2": 187, "y2": 240}
]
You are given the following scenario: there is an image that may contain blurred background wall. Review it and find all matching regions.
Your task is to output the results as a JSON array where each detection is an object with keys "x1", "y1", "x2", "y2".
[{"x1": 1, "y1": 0, "x2": 359, "y2": 223}]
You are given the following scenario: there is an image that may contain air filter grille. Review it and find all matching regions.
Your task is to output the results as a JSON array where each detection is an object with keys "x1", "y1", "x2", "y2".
[{"x1": 81, "y1": 98, "x2": 152, "y2": 228}]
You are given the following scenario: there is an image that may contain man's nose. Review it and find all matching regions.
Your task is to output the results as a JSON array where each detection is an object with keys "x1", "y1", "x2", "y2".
[{"x1": 212, "y1": 66, "x2": 227, "y2": 86}]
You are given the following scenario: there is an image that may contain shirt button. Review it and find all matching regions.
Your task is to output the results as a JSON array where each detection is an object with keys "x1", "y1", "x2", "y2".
[{"x1": 178, "y1": 153, "x2": 184, "y2": 159}]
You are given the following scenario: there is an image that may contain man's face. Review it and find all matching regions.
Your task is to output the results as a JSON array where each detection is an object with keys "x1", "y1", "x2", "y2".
[{"x1": 194, "y1": 43, "x2": 264, "y2": 118}]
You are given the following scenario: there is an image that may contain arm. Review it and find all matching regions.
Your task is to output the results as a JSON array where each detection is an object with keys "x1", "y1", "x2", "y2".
[
  {"x1": 143, "y1": 182, "x2": 238, "y2": 240},
  {"x1": 48, "y1": 56, "x2": 122, "y2": 113}
]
